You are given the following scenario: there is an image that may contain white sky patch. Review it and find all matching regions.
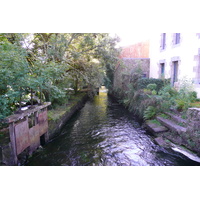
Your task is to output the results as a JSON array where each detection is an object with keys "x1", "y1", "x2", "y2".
[{"x1": 110, "y1": 32, "x2": 151, "y2": 48}]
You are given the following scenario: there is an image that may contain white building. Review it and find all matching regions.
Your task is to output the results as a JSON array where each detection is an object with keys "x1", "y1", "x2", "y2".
[{"x1": 149, "y1": 33, "x2": 200, "y2": 97}]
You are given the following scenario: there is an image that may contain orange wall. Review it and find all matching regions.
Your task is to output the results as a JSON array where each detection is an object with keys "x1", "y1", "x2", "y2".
[{"x1": 119, "y1": 40, "x2": 149, "y2": 58}]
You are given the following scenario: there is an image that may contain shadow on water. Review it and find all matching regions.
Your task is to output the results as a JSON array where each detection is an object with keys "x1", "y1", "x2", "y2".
[{"x1": 26, "y1": 87, "x2": 200, "y2": 166}]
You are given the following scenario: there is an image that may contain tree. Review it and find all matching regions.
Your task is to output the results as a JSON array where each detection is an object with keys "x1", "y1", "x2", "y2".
[
  {"x1": 0, "y1": 36, "x2": 30, "y2": 118},
  {"x1": 0, "y1": 33, "x2": 120, "y2": 119}
]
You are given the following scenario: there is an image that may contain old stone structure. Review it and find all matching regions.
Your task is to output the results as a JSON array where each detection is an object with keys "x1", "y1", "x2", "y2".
[
  {"x1": 113, "y1": 41, "x2": 150, "y2": 93},
  {"x1": 113, "y1": 58, "x2": 150, "y2": 93},
  {"x1": 187, "y1": 107, "x2": 200, "y2": 133},
  {"x1": 1, "y1": 102, "x2": 51, "y2": 165}
]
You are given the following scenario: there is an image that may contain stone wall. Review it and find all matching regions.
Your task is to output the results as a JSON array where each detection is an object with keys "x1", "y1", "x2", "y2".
[
  {"x1": 113, "y1": 58, "x2": 150, "y2": 93},
  {"x1": 187, "y1": 108, "x2": 200, "y2": 133},
  {"x1": 48, "y1": 93, "x2": 89, "y2": 138},
  {"x1": 181, "y1": 107, "x2": 200, "y2": 154}
]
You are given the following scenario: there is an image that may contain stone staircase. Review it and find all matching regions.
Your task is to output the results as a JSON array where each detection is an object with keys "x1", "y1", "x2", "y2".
[
  {"x1": 145, "y1": 111, "x2": 187, "y2": 135},
  {"x1": 156, "y1": 113, "x2": 187, "y2": 134},
  {"x1": 145, "y1": 109, "x2": 200, "y2": 162}
]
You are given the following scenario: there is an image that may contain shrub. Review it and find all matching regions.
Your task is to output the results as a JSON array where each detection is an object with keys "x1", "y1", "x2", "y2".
[
  {"x1": 152, "y1": 90, "x2": 157, "y2": 95},
  {"x1": 147, "y1": 83, "x2": 157, "y2": 91},
  {"x1": 175, "y1": 99, "x2": 189, "y2": 112},
  {"x1": 137, "y1": 78, "x2": 169, "y2": 92},
  {"x1": 144, "y1": 106, "x2": 157, "y2": 120},
  {"x1": 158, "y1": 84, "x2": 178, "y2": 112},
  {"x1": 188, "y1": 91, "x2": 197, "y2": 102}
]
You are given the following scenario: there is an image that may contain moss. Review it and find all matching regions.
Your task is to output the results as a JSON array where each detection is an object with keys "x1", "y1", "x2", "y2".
[
  {"x1": 158, "y1": 113, "x2": 170, "y2": 119},
  {"x1": 48, "y1": 92, "x2": 87, "y2": 122},
  {"x1": 148, "y1": 119, "x2": 161, "y2": 126}
]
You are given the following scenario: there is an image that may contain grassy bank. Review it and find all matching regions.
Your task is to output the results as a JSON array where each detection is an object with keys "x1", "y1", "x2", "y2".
[{"x1": 48, "y1": 92, "x2": 88, "y2": 138}]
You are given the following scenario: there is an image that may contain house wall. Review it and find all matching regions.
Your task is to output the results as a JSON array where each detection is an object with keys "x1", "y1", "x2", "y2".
[{"x1": 149, "y1": 33, "x2": 200, "y2": 97}]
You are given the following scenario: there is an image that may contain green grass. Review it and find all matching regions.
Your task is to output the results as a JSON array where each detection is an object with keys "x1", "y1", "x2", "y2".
[
  {"x1": 148, "y1": 119, "x2": 161, "y2": 126},
  {"x1": 158, "y1": 113, "x2": 170, "y2": 119},
  {"x1": 48, "y1": 92, "x2": 87, "y2": 121}
]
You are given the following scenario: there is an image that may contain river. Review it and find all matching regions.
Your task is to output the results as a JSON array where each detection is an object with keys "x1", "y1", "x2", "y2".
[{"x1": 26, "y1": 88, "x2": 200, "y2": 166}]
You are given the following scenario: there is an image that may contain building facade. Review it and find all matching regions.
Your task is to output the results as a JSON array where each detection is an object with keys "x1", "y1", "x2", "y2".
[{"x1": 149, "y1": 33, "x2": 200, "y2": 97}]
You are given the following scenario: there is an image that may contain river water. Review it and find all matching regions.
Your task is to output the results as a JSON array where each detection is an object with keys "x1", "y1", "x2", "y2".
[{"x1": 26, "y1": 88, "x2": 200, "y2": 166}]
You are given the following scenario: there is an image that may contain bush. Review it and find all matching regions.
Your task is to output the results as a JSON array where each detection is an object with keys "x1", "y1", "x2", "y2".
[
  {"x1": 147, "y1": 83, "x2": 157, "y2": 91},
  {"x1": 175, "y1": 99, "x2": 189, "y2": 112},
  {"x1": 158, "y1": 84, "x2": 178, "y2": 112},
  {"x1": 144, "y1": 106, "x2": 157, "y2": 120},
  {"x1": 137, "y1": 78, "x2": 169, "y2": 92},
  {"x1": 188, "y1": 91, "x2": 197, "y2": 102}
]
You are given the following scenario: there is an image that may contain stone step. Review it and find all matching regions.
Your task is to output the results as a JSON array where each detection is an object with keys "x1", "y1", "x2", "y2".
[
  {"x1": 145, "y1": 121, "x2": 168, "y2": 134},
  {"x1": 164, "y1": 112, "x2": 187, "y2": 126},
  {"x1": 156, "y1": 116, "x2": 187, "y2": 134}
]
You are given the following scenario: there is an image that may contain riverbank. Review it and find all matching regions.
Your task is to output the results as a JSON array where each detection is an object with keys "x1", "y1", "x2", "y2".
[
  {"x1": 48, "y1": 92, "x2": 89, "y2": 139},
  {"x1": 0, "y1": 92, "x2": 89, "y2": 165},
  {"x1": 25, "y1": 89, "x2": 200, "y2": 166},
  {"x1": 108, "y1": 91, "x2": 200, "y2": 163}
]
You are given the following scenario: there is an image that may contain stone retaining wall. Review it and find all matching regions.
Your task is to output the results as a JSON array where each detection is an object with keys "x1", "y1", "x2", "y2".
[
  {"x1": 187, "y1": 108, "x2": 200, "y2": 133},
  {"x1": 48, "y1": 93, "x2": 89, "y2": 139}
]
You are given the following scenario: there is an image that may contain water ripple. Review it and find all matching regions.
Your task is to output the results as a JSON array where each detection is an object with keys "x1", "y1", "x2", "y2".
[{"x1": 26, "y1": 91, "x2": 200, "y2": 166}]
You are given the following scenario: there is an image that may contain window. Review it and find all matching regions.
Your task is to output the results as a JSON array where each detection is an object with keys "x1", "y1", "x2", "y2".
[
  {"x1": 142, "y1": 73, "x2": 147, "y2": 78},
  {"x1": 172, "y1": 61, "x2": 178, "y2": 85},
  {"x1": 175, "y1": 33, "x2": 180, "y2": 44},
  {"x1": 160, "y1": 63, "x2": 165, "y2": 77},
  {"x1": 161, "y1": 33, "x2": 166, "y2": 49}
]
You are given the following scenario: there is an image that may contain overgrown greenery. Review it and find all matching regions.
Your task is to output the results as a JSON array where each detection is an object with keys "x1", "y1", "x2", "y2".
[
  {"x1": 113, "y1": 67, "x2": 198, "y2": 121},
  {"x1": 0, "y1": 33, "x2": 120, "y2": 120},
  {"x1": 137, "y1": 78, "x2": 169, "y2": 92}
]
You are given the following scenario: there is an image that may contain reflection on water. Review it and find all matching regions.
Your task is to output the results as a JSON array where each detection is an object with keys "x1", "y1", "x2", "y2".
[{"x1": 26, "y1": 87, "x2": 200, "y2": 166}]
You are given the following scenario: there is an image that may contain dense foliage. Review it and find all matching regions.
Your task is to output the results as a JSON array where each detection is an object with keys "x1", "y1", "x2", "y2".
[
  {"x1": 0, "y1": 33, "x2": 120, "y2": 120},
  {"x1": 136, "y1": 78, "x2": 170, "y2": 92},
  {"x1": 113, "y1": 68, "x2": 198, "y2": 120}
]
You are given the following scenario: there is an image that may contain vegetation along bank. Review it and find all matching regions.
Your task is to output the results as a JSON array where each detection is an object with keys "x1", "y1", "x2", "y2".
[
  {"x1": 109, "y1": 68, "x2": 200, "y2": 159},
  {"x1": 0, "y1": 33, "x2": 120, "y2": 165}
]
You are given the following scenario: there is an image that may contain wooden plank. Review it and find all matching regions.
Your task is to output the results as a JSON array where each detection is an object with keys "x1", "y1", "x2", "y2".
[
  {"x1": 9, "y1": 122, "x2": 18, "y2": 164},
  {"x1": 38, "y1": 109, "x2": 48, "y2": 136},
  {"x1": 14, "y1": 117, "x2": 30, "y2": 155},
  {"x1": 29, "y1": 124, "x2": 40, "y2": 153}
]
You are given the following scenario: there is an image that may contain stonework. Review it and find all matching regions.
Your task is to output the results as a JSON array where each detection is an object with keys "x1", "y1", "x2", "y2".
[
  {"x1": 113, "y1": 59, "x2": 150, "y2": 93},
  {"x1": 187, "y1": 108, "x2": 200, "y2": 133},
  {"x1": 113, "y1": 41, "x2": 150, "y2": 94}
]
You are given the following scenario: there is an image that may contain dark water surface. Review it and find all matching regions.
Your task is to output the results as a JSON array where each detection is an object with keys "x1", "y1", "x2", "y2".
[{"x1": 26, "y1": 89, "x2": 200, "y2": 166}]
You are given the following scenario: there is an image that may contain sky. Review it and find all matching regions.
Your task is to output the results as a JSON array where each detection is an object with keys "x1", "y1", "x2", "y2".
[{"x1": 110, "y1": 32, "x2": 150, "y2": 47}]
